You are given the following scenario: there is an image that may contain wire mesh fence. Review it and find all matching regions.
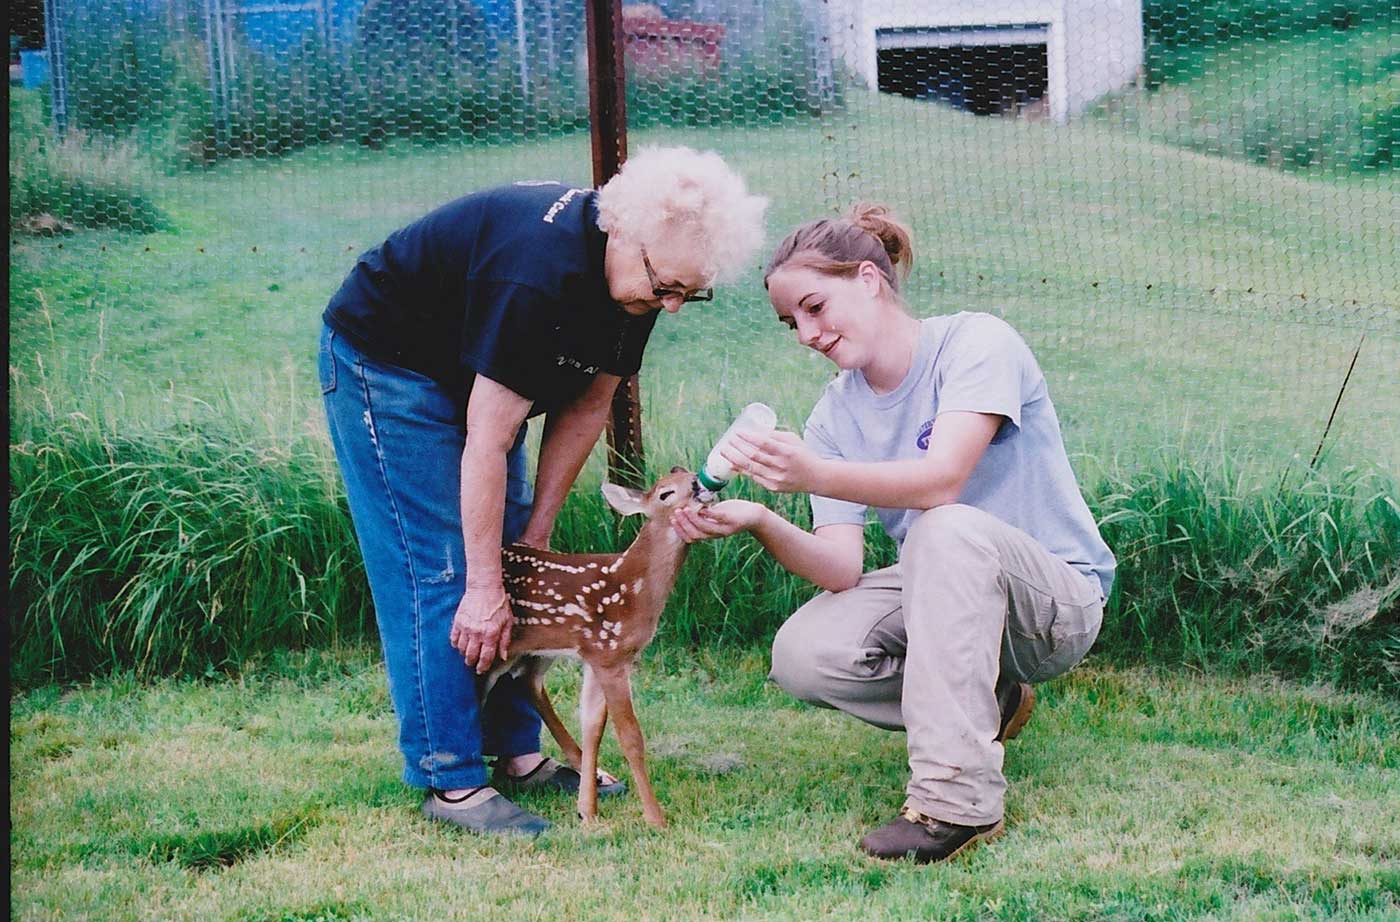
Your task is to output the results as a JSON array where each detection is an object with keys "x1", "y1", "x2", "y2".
[{"x1": 9, "y1": 0, "x2": 1399, "y2": 473}]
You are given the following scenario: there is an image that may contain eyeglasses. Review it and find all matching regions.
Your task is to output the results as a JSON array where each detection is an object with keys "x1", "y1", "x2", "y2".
[{"x1": 641, "y1": 247, "x2": 714, "y2": 303}]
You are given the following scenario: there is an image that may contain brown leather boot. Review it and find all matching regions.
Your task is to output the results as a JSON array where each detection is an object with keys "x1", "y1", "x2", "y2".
[{"x1": 860, "y1": 806, "x2": 1004, "y2": 863}]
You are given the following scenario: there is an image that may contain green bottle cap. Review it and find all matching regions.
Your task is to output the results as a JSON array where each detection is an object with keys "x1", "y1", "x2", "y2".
[{"x1": 696, "y1": 467, "x2": 727, "y2": 492}]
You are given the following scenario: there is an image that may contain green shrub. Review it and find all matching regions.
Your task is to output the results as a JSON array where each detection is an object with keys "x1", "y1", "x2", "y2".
[
  {"x1": 8, "y1": 91, "x2": 167, "y2": 232},
  {"x1": 1355, "y1": 71, "x2": 1400, "y2": 167},
  {"x1": 1100, "y1": 28, "x2": 1400, "y2": 175},
  {"x1": 57, "y1": 0, "x2": 191, "y2": 137},
  {"x1": 46, "y1": 0, "x2": 582, "y2": 162},
  {"x1": 1145, "y1": 1, "x2": 1397, "y2": 83},
  {"x1": 44, "y1": 0, "x2": 832, "y2": 164}
]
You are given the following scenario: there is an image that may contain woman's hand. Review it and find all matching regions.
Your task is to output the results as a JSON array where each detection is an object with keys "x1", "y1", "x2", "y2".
[
  {"x1": 721, "y1": 430, "x2": 827, "y2": 495},
  {"x1": 671, "y1": 499, "x2": 765, "y2": 543},
  {"x1": 451, "y1": 579, "x2": 514, "y2": 674}
]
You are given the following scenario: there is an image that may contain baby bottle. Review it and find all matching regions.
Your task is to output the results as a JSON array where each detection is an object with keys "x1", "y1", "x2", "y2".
[{"x1": 696, "y1": 403, "x2": 778, "y2": 500}]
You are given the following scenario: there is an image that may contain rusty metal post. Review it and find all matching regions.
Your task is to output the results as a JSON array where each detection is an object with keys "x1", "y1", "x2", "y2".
[{"x1": 586, "y1": 0, "x2": 643, "y2": 486}]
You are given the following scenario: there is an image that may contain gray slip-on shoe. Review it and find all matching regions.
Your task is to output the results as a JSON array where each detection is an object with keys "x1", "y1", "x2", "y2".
[
  {"x1": 494, "y1": 757, "x2": 628, "y2": 798},
  {"x1": 422, "y1": 787, "x2": 551, "y2": 837}
]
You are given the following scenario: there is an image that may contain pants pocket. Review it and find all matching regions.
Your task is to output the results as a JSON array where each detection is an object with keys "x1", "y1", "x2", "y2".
[
  {"x1": 318, "y1": 327, "x2": 337, "y2": 395},
  {"x1": 1026, "y1": 602, "x2": 1103, "y2": 683},
  {"x1": 1003, "y1": 598, "x2": 1057, "y2": 683}
]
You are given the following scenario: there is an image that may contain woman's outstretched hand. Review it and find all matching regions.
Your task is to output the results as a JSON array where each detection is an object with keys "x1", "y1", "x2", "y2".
[
  {"x1": 721, "y1": 429, "x2": 826, "y2": 494},
  {"x1": 671, "y1": 499, "x2": 765, "y2": 543},
  {"x1": 452, "y1": 579, "x2": 514, "y2": 673}
]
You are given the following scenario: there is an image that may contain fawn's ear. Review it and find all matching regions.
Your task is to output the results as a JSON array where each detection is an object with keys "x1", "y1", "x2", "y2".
[{"x1": 601, "y1": 483, "x2": 648, "y2": 516}]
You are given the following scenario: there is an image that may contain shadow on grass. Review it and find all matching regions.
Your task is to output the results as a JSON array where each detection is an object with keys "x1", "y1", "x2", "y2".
[{"x1": 134, "y1": 807, "x2": 321, "y2": 871}]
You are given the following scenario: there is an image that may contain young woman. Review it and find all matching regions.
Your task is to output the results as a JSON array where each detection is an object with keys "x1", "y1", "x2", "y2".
[
  {"x1": 320, "y1": 146, "x2": 766, "y2": 836},
  {"x1": 672, "y1": 204, "x2": 1114, "y2": 863}
]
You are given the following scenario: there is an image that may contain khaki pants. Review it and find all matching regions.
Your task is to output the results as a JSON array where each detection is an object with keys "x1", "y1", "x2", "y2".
[{"x1": 770, "y1": 504, "x2": 1103, "y2": 825}]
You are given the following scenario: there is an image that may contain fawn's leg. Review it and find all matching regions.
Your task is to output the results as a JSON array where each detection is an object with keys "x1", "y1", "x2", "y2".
[
  {"x1": 596, "y1": 663, "x2": 666, "y2": 828},
  {"x1": 577, "y1": 662, "x2": 608, "y2": 822},
  {"x1": 521, "y1": 658, "x2": 583, "y2": 770}
]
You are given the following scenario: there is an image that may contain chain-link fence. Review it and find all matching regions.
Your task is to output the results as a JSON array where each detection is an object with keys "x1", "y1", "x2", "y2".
[{"x1": 10, "y1": 0, "x2": 1399, "y2": 472}]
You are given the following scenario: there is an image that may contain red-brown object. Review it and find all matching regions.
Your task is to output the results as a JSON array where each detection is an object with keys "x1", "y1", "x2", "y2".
[
  {"x1": 623, "y1": 14, "x2": 726, "y2": 78},
  {"x1": 587, "y1": 0, "x2": 628, "y2": 185}
]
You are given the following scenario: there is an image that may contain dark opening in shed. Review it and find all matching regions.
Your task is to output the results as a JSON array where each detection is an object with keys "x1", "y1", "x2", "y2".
[{"x1": 877, "y1": 43, "x2": 1048, "y2": 116}]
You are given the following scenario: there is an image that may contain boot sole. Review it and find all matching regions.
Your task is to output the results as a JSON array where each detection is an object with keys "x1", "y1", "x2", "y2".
[
  {"x1": 998, "y1": 683, "x2": 1035, "y2": 742},
  {"x1": 939, "y1": 818, "x2": 1006, "y2": 862},
  {"x1": 862, "y1": 817, "x2": 1008, "y2": 863}
]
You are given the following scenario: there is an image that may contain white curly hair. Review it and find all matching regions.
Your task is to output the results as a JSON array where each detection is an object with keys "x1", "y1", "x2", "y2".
[{"x1": 596, "y1": 145, "x2": 768, "y2": 283}]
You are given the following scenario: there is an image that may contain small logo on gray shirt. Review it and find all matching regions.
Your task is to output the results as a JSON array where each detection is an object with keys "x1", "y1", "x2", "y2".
[{"x1": 916, "y1": 419, "x2": 934, "y2": 450}]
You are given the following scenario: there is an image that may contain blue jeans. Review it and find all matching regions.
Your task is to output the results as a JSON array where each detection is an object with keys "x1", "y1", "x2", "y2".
[{"x1": 318, "y1": 324, "x2": 542, "y2": 790}]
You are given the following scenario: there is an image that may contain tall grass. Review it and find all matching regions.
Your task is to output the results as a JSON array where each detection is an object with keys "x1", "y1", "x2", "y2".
[
  {"x1": 10, "y1": 389, "x2": 1398, "y2": 693},
  {"x1": 1093, "y1": 454, "x2": 1400, "y2": 691},
  {"x1": 8, "y1": 404, "x2": 368, "y2": 685}
]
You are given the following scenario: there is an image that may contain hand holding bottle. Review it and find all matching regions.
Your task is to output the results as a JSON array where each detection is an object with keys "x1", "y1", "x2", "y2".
[
  {"x1": 717, "y1": 429, "x2": 826, "y2": 495},
  {"x1": 696, "y1": 402, "x2": 778, "y2": 498}
]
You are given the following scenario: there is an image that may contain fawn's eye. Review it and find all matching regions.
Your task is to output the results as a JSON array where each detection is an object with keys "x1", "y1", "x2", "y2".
[{"x1": 658, "y1": 489, "x2": 675, "y2": 502}]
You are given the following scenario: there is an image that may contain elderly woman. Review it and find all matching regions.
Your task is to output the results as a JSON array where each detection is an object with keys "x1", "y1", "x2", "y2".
[{"x1": 318, "y1": 146, "x2": 767, "y2": 836}]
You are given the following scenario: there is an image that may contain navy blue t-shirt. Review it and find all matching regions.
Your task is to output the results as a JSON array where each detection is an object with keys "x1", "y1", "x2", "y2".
[{"x1": 323, "y1": 182, "x2": 658, "y2": 413}]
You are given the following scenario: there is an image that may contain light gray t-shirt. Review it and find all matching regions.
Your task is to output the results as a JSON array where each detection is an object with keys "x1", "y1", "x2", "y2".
[{"x1": 805, "y1": 312, "x2": 1115, "y2": 599}]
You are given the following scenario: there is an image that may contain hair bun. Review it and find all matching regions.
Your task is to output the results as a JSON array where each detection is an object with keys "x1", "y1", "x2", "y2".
[{"x1": 847, "y1": 202, "x2": 913, "y2": 281}]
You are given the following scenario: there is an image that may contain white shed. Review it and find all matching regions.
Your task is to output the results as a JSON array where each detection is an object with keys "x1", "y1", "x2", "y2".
[{"x1": 823, "y1": 0, "x2": 1144, "y2": 122}]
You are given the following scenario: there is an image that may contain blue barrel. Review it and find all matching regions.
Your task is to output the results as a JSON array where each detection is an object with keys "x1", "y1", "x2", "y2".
[{"x1": 20, "y1": 49, "x2": 49, "y2": 89}]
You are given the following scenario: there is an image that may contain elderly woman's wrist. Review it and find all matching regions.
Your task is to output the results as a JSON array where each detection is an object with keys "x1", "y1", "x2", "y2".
[{"x1": 465, "y1": 568, "x2": 504, "y2": 590}]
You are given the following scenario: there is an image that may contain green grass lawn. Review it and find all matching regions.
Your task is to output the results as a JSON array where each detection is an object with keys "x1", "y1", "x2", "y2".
[
  {"x1": 9, "y1": 86, "x2": 1400, "y2": 471},
  {"x1": 10, "y1": 649, "x2": 1399, "y2": 920}
]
